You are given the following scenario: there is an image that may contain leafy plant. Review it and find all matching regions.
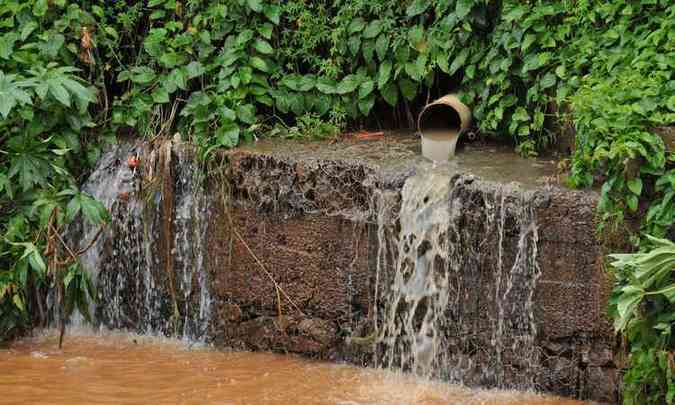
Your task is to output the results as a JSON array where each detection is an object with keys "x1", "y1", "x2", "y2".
[
  {"x1": 1, "y1": 1, "x2": 674, "y2": 401},
  {"x1": 610, "y1": 236, "x2": 675, "y2": 404}
]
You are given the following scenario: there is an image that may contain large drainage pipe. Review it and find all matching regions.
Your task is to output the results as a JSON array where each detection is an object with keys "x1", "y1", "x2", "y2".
[{"x1": 417, "y1": 94, "x2": 472, "y2": 161}]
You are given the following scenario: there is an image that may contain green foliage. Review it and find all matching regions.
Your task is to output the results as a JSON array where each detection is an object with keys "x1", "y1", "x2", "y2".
[
  {"x1": 1, "y1": 1, "x2": 673, "y2": 401},
  {"x1": 0, "y1": 0, "x2": 108, "y2": 340},
  {"x1": 609, "y1": 236, "x2": 675, "y2": 404}
]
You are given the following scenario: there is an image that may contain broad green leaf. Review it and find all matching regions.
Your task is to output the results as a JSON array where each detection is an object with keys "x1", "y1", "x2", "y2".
[
  {"x1": 375, "y1": 35, "x2": 389, "y2": 61},
  {"x1": 378, "y1": 62, "x2": 392, "y2": 89},
  {"x1": 152, "y1": 86, "x2": 170, "y2": 103},
  {"x1": 48, "y1": 81, "x2": 71, "y2": 107},
  {"x1": 456, "y1": 0, "x2": 474, "y2": 19},
  {"x1": 258, "y1": 24, "x2": 274, "y2": 40},
  {"x1": 186, "y1": 61, "x2": 205, "y2": 79},
  {"x1": 20, "y1": 22, "x2": 38, "y2": 41},
  {"x1": 614, "y1": 285, "x2": 644, "y2": 332},
  {"x1": 399, "y1": 78, "x2": 417, "y2": 101},
  {"x1": 539, "y1": 72, "x2": 556, "y2": 89},
  {"x1": 449, "y1": 49, "x2": 469, "y2": 75},
  {"x1": 247, "y1": 0, "x2": 263, "y2": 13},
  {"x1": 627, "y1": 178, "x2": 643, "y2": 196},
  {"x1": 627, "y1": 194, "x2": 638, "y2": 212},
  {"x1": 316, "y1": 77, "x2": 337, "y2": 94},
  {"x1": 349, "y1": 18, "x2": 366, "y2": 34},
  {"x1": 359, "y1": 80, "x2": 375, "y2": 99},
  {"x1": 406, "y1": 0, "x2": 429, "y2": 17},
  {"x1": 131, "y1": 67, "x2": 156, "y2": 84},
  {"x1": 0, "y1": 33, "x2": 18, "y2": 60},
  {"x1": 281, "y1": 74, "x2": 302, "y2": 91},
  {"x1": 358, "y1": 94, "x2": 375, "y2": 115},
  {"x1": 336, "y1": 75, "x2": 361, "y2": 95},
  {"x1": 13, "y1": 294, "x2": 25, "y2": 312},
  {"x1": 216, "y1": 123, "x2": 240, "y2": 148},
  {"x1": 33, "y1": 0, "x2": 49, "y2": 17},
  {"x1": 250, "y1": 56, "x2": 269, "y2": 72},
  {"x1": 253, "y1": 39, "x2": 274, "y2": 55},
  {"x1": 237, "y1": 104, "x2": 256, "y2": 125},
  {"x1": 298, "y1": 75, "x2": 315, "y2": 92},
  {"x1": 363, "y1": 20, "x2": 383, "y2": 39},
  {"x1": 348, "y1": 35, "x2": 361, "y2": 56},
  {"x1": 381, "y1": 82, "x2": 398, "y2": 107},
  {"x1": 264, "y1": 5, "x2": 281, "y2": 24}
]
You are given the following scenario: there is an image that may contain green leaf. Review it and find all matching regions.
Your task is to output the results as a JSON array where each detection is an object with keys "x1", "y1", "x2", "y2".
[
  {"x1": 152, "y1": 86, "x2": 170, "y2": 104},
  {"x1": 449, "y1": 48, "x2": 469, "y2": 75},
  {"x1": 237, "y1": 104, "x2": 256, "y2": 125},
  {"x1": 33, "y1": 0, "x2": 49, "y2": 17},
  {"x1": 20, "y1": 21, "x2": 38, "y2": 41},
  {"x1": 375, "y1": 35, "x2": 389, "y2": 61},
  {"x1": 185, "y1": 61, "x2": 205, "y2": 79},
  {"x1": 13, "y1": 294, "x2": 25, "y2": 312},
  {"x1": 358, "y1": 94, "x2": 375, "y2": 115},
  {"x1": 539, "y1": 72, "x2": 556, "y2": 89},
  {"x1": 358, "y1": 80, "x2": 375, "y2": 99},
  {"x1": 627, "y1": 194, "x2": 638, "y2": 212},
  {"x1": 456, "y1": 0, "x2": 474, "y2": 19},
  {"x1": 348, "y1": 35, "x2": 361, "y2": 56},
  {"x1": 281, "y1": 74, "x2": 302, "y2": 91},
  {"x1": 0, "y1": 72, "x2": 33, "y2": 119},
  {"x1": 627, "y1": 178, "x2": 643, "y2": 196},
  {"x1": 48, "y1": 81, "x2": 71, "y2": 107},
  {"x1": 263, "y1": 5, "x2": 281, "y2": 24},
  {"x1": 253, "y1": 39, "x2": 274, "y2": 55},
  {"x1": 131, "y1": 67, "x2": 156, "y2": 84},
  {"x1": 246, "y1": 0, "x2": 263, "y2": 13},
  {"x1": 349, "y1": 18, "x2": 366, "y2": 34},
  {"x1": 297, "y1": 75, "x2": 315, "y2": 92},
  {"x1": 0, "y1": 33, "x2": 18, "y2": 60},
  {"x1": 221, "y1": 106, "x2": 236, "y2": 121},
  {"x1": 316, "y1": 77, "x2": 337, "y2": 94},
  {"x1": 363, "y1": 20, "x2": 383, "y2": 39},
  {"x1": 614, "y1": 285, "x2": 644, "y2": 332},
  {"x1": 216, "y1": 123, "x2": 240, "y2": 148},
  {"x1": 336, "y1": 75, "x2": 361, "y2": 95},
  {"x1": 399, "y1": 78, "x2": 417, "y2": 101},
  {"x1": 406, "y1": 0, "x2": 429, "y2": 17},
  {"x1": 258, "y1": 24, "x2": 274, "y2": 39},
  {"x1": 381, "y1": 82, "x2": 398, "y2": 107},
  {"x1": 378, "y1": 61, "x2": 392, "y2": 89},
  {"x1": 250, "y1": 56, "x2": 270, "y2": 72}
]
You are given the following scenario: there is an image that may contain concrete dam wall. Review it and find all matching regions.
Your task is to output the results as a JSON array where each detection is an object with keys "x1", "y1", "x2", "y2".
[{"x1": 75, "y1": 136, "x2": 618, "y2": 403}]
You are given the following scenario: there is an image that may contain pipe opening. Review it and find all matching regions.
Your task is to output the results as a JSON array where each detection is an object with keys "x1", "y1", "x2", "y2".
[
  {"x1": 417, "y1": 94, "x2": 472, "y2": 161},
  {"x1": 418, "y1": 104, "x2": 462, "y2": 134}
]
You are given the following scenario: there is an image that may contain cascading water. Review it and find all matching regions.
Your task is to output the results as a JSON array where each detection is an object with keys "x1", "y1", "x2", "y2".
[
  {"x1": 377, "y1": 166, "x2": 452, "y2": 377},
  {"x1": 374, "y1": 162, "x2": 544, "y2": 390},
  {"x1": 70, "y1": 140, "x2": 213, "y2": 341}
]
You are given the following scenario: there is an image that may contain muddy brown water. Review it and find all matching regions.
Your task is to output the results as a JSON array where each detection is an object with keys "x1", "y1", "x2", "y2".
[
  {"x1": 0, "y1": 330, "x2": 587, "y2": 405},
  {"x1": 237, "y1": 131, "x2": 561, "y2": 189},
  {"x1": 420, "y1": 129, "x2": 460, "y2": 162}
]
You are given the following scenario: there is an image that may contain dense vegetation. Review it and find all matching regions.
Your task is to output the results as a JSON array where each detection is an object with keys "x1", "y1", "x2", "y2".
[{"x1": 0, "y1": 0, "x2": 672, "y2": 402}]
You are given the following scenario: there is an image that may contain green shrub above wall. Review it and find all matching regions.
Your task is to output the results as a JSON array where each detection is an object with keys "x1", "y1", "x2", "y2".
[{"x1": 0, "y1": 0, "x2": 673, "y2": 402}]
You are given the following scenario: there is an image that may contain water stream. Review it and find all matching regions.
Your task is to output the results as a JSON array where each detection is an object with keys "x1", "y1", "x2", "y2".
[
  {"x1": 0, "y1": 330, "x2": 584, "y2": 405},
  {"x1": 33, "y1": 139, "x2": 573, "y2": 403}
]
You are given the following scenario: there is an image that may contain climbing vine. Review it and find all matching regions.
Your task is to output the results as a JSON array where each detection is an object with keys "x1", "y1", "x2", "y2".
[{"x1": 0, "y1": 0, "x2": 673, "y2": 402}]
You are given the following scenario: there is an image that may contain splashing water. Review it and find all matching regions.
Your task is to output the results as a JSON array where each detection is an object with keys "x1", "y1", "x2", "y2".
[
  {"x1": 375, "y1": 162, "x2": 544, "y2": 390},
  {"x1": 377, "y1": 165, "x2": 453, "y2": 376},
  {"x1": 69, "y1": 141, "x2": 213, "y2": 341}
]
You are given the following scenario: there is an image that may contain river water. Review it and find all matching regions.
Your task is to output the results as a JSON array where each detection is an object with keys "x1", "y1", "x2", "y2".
[{"x1": 0, "y1": 330, "x2": 585, "y2": 405}]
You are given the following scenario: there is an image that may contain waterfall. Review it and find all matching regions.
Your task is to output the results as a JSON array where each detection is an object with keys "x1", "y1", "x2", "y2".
[
  {"x1": 72, "y1": 140, "x2": 213, "y2": 341},
  {"x1": 375, "y1": 163, "x2": 543, "y2": 390}
]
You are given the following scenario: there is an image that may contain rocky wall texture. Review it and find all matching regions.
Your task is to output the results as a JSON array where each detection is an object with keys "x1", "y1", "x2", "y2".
[{"x1": 83, "y1": 138, "x2": 618, "y2": 403}]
